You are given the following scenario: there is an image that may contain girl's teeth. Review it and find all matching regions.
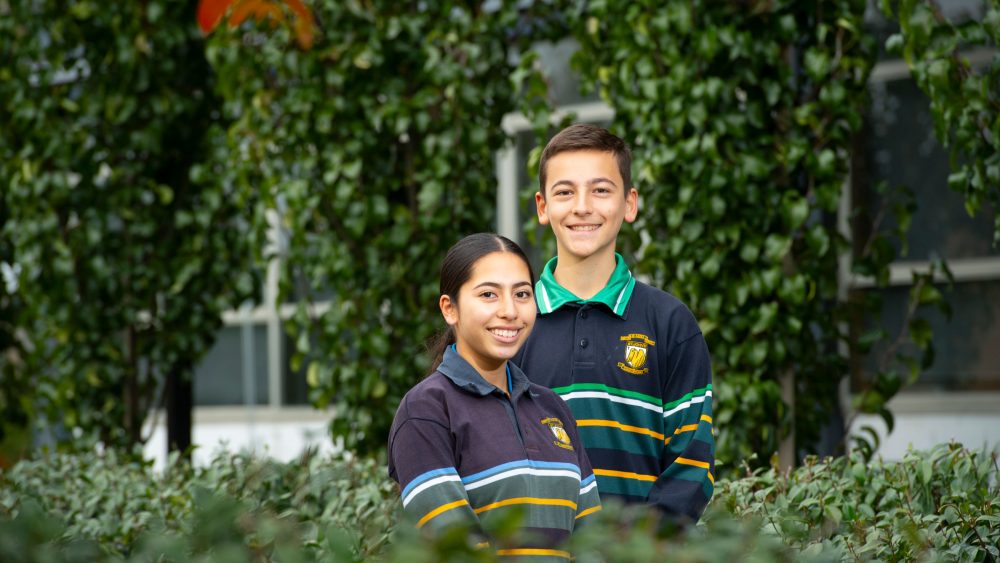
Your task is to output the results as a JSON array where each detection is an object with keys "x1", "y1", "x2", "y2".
[{"x1": 492, "y1": 329, "x2": 517, "y2": 338}]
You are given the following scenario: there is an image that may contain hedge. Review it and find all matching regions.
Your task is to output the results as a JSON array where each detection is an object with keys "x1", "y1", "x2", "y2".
[{"x1": 1, "y1": 443, "x2": 996, "y2": 561}]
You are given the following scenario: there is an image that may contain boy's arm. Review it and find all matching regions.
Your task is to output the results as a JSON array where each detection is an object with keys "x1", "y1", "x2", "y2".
[
  {"x1": 649, "y1": 330, "x2": 715, "y2": 522},
  {"x1": 389, "y1": 399, "x2": 481, "y2": 532}
]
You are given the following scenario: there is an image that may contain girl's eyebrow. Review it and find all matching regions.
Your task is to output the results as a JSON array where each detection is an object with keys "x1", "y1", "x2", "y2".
[{"x1": 472, "y1": 281, "x2": 532, "y2": 289}]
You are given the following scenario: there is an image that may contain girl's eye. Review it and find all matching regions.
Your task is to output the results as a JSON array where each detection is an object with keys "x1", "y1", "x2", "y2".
[
  {"x1": 480, "y1": 291, "x2": 497, "y2": 299},
  {"x1": 515, "y1": 290, "x2": 533, "y2": 299}
]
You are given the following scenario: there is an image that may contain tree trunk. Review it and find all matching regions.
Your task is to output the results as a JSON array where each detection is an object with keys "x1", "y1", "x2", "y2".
[
  {"x1": 166, "y1": 366, "x2": 192, "y2": 460},
  {"x1": 779, "y1": 368, "x2": 796, "y2": 472}
]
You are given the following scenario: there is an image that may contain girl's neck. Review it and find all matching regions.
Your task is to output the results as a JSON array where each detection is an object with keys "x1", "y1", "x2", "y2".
[
  {"x1": 454, "y1": 342, "x2": 508, "y2": 395},
  {"x1": 553, "y1": 251, "x2": 617, "y2": 300}
]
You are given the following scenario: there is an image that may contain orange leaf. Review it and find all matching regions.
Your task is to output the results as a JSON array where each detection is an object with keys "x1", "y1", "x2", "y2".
[
  {"x1": 228, "y1": 0, "x2": 285, "y2": 28},
  {"x1": 284, "y1": 0, "x2": 317, "y2": 50},
  {"x1": 197, "y1": 0, "x2": 233, "y2": 34}
]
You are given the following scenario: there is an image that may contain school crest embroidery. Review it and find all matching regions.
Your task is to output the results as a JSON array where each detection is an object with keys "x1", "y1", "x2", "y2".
[
  {"x1": 540, "y1": 417, "x2": 574, "y2": 451},
  {"x1": 618, "y1": 333, "x2": 655, "y2": 375}
]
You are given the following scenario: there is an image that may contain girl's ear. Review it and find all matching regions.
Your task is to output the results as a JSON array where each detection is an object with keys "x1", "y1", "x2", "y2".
[{"x1": 439, "y1": 294, "x2": 458, "y2": 326}]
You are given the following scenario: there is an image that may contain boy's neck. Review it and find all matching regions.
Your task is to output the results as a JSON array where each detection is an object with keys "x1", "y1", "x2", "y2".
[{"x1": 553, "y1": 249, "x2": 617, "y2": 300}]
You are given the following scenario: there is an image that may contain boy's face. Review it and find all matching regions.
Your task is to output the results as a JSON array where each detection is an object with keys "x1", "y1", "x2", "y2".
[{"x1": 535, "y1": 150, "x2": 638, "y2": 264}]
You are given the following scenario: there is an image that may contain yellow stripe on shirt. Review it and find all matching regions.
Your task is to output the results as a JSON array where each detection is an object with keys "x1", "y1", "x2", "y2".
[
  {"x1": 675, "y1": 457, "x2": 711, "y2": 470},
  {"x1": 497, "y1": 548, "x2": 572, "y2": 559},
  {"x1": 593, "y1": 468, "x2": 658, "y2": 482},
  {"x1": 577, "y1": 419, "x2": 665, "y2": 441},
  {"x1": 575, "y1": 505, "x2": 602, "y2": 519},
  {"x1": 417, "y1": 499, "x2": 470, "y2": 528},
  {"x1": 675, "y1": 457, "x2": 714, "y2": 485},
  {"x1": 473, "y1": 497, "x2": 577, "y2": 514}
]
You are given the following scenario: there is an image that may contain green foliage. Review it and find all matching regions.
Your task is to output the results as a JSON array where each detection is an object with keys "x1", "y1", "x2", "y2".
[
  {"x1": 567, "y1": 0, "x2": 945, "y2": 470},
  {"x1": 883, "y1": 0, "x2": 1000, "y2": 244},
  {"x1": 203, "y1": 1, "x2": 554, "y2": 453},
  {"x1": 2, "y1": 444, "x2": 996, "y2": 561},
  {"x1": 0, "y1": 1, "x2": 257, "y2": 448},
  {"x1": 718, "y1": 442, "x2": 1000, "y2": 561},
  {"x1": 0, "y1": 448, "x2": 398, "y2": 560}
]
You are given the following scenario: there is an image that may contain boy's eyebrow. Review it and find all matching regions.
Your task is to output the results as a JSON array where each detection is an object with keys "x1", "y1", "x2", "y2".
[{"x1": 549, "y1": 177, "x2": 619, "y2": 190}]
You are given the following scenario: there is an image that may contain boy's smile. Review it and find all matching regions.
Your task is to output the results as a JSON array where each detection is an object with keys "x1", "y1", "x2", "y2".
[{"x1": 535, "y1": 150, "x2": 638, "y2": 266}]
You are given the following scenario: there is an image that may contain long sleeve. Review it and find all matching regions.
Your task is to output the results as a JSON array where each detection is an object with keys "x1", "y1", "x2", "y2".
[
  {"x1": 388, "y1": 397, "x2": 481, "y2": 531},
  {"x1": 566, "y1": 410, "x2": 602, "y2": 525},
  {"x1": 648, "y1": 330, "x2": 715, "y2": 522}
]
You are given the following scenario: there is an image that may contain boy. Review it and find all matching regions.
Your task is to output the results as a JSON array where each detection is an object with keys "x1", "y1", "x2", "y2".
[{"x1": 514, "y1": 124, "x2": 715, "y2": 522}]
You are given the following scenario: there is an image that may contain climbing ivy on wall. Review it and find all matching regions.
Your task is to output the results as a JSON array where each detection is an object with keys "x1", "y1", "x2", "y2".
[
  {"x1": 568, "y1": 0, "x2": 941, "y2": 470},
  {"x1": 0, "y1": 1, "x2": 256, "y2": 449},
  {"x1": 205, "y1": 1, "x2": 556, "y2": 453},
  {"x1": 882, "y1": 0, "x2": 1000, "y2": 243}
]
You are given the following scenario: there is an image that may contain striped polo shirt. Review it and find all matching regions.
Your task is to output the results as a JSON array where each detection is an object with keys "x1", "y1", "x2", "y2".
[
  {"x1": 515, "y1": 254, "x2": 715, "y2": 522},
  {"x1": 388, "y1": 347, "x2": 601, "y2": 560}
]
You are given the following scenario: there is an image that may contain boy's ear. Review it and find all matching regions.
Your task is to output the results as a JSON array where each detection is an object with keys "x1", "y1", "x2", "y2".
[
  {"x1": 535, "y1": 191, "x2": 550, "y2": 225},
  {"x1": 624, "y1": 187, "x2": 639, "y2": 224},
  {"x1": 439, "y1": 294, "x2": 459, "y2": 326}
]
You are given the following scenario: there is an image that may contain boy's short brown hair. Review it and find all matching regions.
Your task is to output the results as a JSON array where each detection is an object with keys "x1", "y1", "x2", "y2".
[{"x1": 538, "y1": 124, "x2": 632, "y2": 198}]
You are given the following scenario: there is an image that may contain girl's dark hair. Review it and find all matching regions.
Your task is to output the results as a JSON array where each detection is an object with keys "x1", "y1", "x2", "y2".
[{"x1": 427, "y1": 233, "x2": 535, "y2": 374}]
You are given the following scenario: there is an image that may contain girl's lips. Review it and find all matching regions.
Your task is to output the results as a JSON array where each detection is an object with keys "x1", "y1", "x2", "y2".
[{"x1": 488, "y1": 328, "x2": 521, "y2": 343}]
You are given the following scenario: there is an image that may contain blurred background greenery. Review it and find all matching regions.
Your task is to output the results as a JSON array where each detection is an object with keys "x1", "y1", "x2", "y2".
[{"x1": 1, "y1": 0, "x2": 999, "y2": 559}]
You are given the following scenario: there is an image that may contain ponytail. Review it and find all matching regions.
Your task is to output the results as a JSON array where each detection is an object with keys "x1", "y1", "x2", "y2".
[{"x1": 426, "y1": 326, "x2": 456, "y2": 375}]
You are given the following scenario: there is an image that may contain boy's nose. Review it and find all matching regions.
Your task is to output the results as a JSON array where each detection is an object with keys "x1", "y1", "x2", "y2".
[{"x1": 573, "y1": 192, "x2": 591, "y2": 214}]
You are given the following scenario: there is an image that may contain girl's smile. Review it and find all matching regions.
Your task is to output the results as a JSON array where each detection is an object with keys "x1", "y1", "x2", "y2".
[{"x1": 440, "y1": 251, "x2": 536, "y2": 389}]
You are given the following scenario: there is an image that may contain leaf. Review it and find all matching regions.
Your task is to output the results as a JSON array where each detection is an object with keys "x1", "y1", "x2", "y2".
[
  {"x1": 920, "y1": 458, "x2": 933, "y2": 484},
  {"x1": 197, "y1": 0, "x2": 232, "y2": 34}
]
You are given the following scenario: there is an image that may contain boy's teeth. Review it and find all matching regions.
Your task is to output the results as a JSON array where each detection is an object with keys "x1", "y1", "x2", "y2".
[{"x1": 570, "y1": 225, "x2": 598, "y2": 231}]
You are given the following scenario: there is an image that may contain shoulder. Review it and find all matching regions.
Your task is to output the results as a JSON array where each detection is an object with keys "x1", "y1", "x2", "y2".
[
  {"x1": 395, "y1": 372, "x2": 456, "y2": 421},
  {"x1": 629, "y1": 281, "x2": 702, "y2": 343}
]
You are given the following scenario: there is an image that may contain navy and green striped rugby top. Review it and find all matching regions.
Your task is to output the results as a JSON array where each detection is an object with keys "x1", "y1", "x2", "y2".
[
  {"x1": 515, "y1": 255, "x2": 715, "y2": 522},
  {"x1": 388, "y1": 347, "x2": 601, "y2": 560}
]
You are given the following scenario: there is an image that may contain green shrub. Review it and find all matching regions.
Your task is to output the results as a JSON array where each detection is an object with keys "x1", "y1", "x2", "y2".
[
  {"x1": 0, "y1": 448, "x2": 398, "y2": 560},
  {"x1": 717, "y1": 443, "x2": 1000, "y2": 561},
  {"x1": 1, "y1": 444, "x2": 996, "y2": 561}
]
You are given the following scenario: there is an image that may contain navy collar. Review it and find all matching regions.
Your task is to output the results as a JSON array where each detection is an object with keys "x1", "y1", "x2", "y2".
[{"x1": 437, "y1": 346, "x2": 531, "y2": 399}]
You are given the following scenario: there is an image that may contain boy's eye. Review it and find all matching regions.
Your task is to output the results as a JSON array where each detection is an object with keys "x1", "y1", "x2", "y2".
[{"x1": 594, "y1": 186, "x2": 611, "y2": 194}]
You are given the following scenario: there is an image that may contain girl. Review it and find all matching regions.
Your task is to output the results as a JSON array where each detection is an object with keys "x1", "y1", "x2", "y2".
[{"x1": 388, "y1": 233, "x2": 600, "y2": 559}]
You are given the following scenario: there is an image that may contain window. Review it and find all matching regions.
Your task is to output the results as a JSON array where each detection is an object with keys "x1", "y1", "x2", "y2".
[{"x1": 849, "y1": 5, "x2": 1000, "y2": 392}]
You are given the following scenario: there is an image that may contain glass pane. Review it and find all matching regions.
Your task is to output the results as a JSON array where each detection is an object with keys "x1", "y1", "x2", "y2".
[
  {"x1": 865, "y1": 1, "x2": 986, "y2": 62},
  {"x1": 855, "y1": 281, "x2": 1000, "y2": 391},
  {"x1": 282, "y1": 330, "x2": 311, "y2": 406},
  {"x1": 856, "y1": 77, "x2": 998, "y2": 261},
  {"x1": 533, "y1": 38, "x2": 602, "y2": 107},
  {"x1": 193, "y1": 325, "x2": 269, "y2": 405}
]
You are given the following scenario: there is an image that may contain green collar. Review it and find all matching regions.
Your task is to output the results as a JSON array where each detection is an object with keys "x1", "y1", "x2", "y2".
[{"x1": 535, "y1": 253, "x2": 636, "y2": 317}]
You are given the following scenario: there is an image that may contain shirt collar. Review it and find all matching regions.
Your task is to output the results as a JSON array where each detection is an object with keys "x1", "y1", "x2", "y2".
[
  {"x1": 535, "y1": 253, "x2": 636, "y2": 317},
  {"x1": 437, "y1": 346, "x2": 531, "y2": 398}
]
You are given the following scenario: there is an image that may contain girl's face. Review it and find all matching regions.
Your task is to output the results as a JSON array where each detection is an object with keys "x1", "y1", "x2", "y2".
[{"x1": 440, "y1": 252, "x2": 536, "y2": 375}]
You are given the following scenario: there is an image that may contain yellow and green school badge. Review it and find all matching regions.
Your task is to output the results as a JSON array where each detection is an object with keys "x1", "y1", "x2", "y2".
[
  {"x1": 540, "y1": 417, "x2": 574, "y2": 451},
  {"x1": 618, "y1": 333, "x2": 655, "y2": 375}
]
